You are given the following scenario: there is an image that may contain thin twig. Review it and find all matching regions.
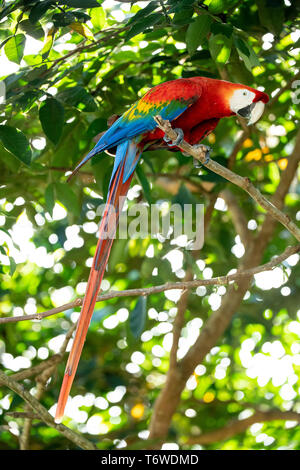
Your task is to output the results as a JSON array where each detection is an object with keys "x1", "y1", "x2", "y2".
[
  {"x1": 9, "y1": 354, "x2": 62, "y2": 382},
  {"x1": 6, "y1": 411, "x2": 40, "y2": 419}
]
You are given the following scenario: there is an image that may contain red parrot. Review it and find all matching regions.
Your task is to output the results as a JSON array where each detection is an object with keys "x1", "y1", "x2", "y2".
[{"x1": 54, "y1": 77, "x2": 269, "y2": 423}]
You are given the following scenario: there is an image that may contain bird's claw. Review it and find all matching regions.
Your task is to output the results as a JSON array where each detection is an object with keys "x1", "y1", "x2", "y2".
[
  {"x1": 163, "y1": 128, "x2": 184, "y2": 147},
  {"x1": 189, "y1": 145, "x2": 211, "y2": 168}
]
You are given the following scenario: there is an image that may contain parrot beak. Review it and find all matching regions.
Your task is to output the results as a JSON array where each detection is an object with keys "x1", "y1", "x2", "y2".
[
  {"x1": 237, "y1": 101, "x2": 265, "y2": 126},
  {"x1": 247, "y1": 100, "x2": 265, "y2": 125}
]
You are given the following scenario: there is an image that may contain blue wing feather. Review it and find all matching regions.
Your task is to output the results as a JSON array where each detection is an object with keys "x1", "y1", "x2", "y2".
[{"x1": 71, "y1": 79, "x2": 201, "y2": 177}]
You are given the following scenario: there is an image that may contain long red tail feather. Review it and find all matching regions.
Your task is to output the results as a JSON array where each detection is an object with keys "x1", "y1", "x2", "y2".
[{"x1": 55, "y1": 161, "x2": 134, "y2": 423}]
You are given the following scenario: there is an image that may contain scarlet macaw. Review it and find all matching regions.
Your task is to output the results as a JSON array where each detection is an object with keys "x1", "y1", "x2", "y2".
[{"x1": 55, "y1": 77, "x2": 269, "y2": 423}]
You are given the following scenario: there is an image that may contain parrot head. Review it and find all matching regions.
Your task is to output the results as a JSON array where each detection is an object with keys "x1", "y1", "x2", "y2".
[{"x1": 228, "y1": 85, "x2": 269, "y2": 125}]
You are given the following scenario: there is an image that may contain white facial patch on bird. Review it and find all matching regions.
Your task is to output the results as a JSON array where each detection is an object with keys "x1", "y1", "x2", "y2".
[
  {"x1": 229, "y1": 88, "x2": 265, "y2": 125},
  {"x1": 229, "y1": 88, "x2": 256, "y2": 114},
  {"x1": 247, "y1": 100, "x2": 265, "y2": 125}
]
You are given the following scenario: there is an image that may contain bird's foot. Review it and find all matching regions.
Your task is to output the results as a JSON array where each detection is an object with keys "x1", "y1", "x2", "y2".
[
  {"x1": 183, "y1": 144, "x2": 211, "y2": 168},
  {"x1": 163, "y1": 128, "x2": 184, "y2": 147}
]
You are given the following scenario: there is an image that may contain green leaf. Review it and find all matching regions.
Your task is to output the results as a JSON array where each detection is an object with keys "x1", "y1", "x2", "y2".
[
  {"x1": 208, "y1": 0, "x2": 227, "y2": 14},
  {"x1": 136, "y1": 164, "x2": 152, "y2": 205},
  {"x1": 18, "y1": 91, "x2": 40, "y2": 112},
  {"x1": 41, "y1": 27, "x2": 56, "y2": 60},
  {"x1": 126, "y1": 13, "x2": 162, "y2": 41},
  {"x1": 54, "y1": 182, "x2": 80, "y2": 216},
  {"x1": 87, "y1": 118, "x2": 107, "y2": 139},
  {"x1": 69, "y1": 22, "x2": 94, "y2": 40},
  {"x1": 209, "y1": 34, "x2": 232, "y2": 64},
  {"x1": 210, "y1": 22, "x2": 233, "y2": 39},
  {"x1": 39, "y1": 97, "x2": 65, "y2": 144},
  {"x1": 0, "y1": 125, "x2": 31, "y2": 166},
  {"x1": 58, "y1": 86, "x2": 97, "y2": 112},
  {"x1": 45, "y1": 183, "x2": 56, "y2": 216},
  {"x1": 186, "y1": 13, "x2": 212, "y2": 56},
  {"x1": 127, "y1": 1, "x2": 158, "y2": 26},
  {"x1": 233, "y1": 36, "x2": 250, "y2": 57},
  {"x1": 9, "y1": 256, "x2": 16, "y2": 277},
  {"x1": 256, "y1": 0, "x2": 285, "y2": 36},
  {"x1": 52, "y1": 12, "x2": 75, "y2": 27},
  {"x1": 29, "y1": 0, "x2": 53, "y2": 24},
  {"x1": 0, "y1": 143, "x2": 20, "y2": 172},
  {"x1": 18, "y1": 20, "x2": 44, "y2": 40},
  {"x1": 172, "y1": 8, "x2": 194, "y2": 26},
  {"x1": 58, "y1": 0, "x2": 100, "y2": 7},
  {"x1": 4, "y1": 34, "x2": 26, "y2": 64},
  {"x1": 72, "y1": 11, "x2": 91, "y2": 23},
  {"x1": 129, "y1": 296, "x2": 147, "y2": 340},
  {"x1": 233, "y1": 35, "x2": 260, "y2": 71},
  {"x1": 89, "y1": 6, "x2": 106, "y2": 30},
  {"x1": 52, "y1": 119, "x2": 81, "y2": 166}
]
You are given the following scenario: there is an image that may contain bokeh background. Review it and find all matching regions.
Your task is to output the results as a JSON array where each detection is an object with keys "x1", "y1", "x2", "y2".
[{"x1": 0, "y1": 0, "x2": 299, "y2": 450}]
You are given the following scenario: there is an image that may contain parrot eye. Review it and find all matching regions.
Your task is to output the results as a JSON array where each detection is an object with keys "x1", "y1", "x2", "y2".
[{"x1": 229, "y1": 88, "x2": 256, "y2": 114}]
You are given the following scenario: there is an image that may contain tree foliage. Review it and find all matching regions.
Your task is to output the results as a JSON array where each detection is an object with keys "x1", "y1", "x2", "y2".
[{"x1": 0, "y1": 0, "x2": 299, "y2": 450}]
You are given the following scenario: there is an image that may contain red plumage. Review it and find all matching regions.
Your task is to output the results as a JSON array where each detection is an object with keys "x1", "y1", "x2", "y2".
[{"x1": 140, "y1": 77, "x2": 268, "y2": 148}]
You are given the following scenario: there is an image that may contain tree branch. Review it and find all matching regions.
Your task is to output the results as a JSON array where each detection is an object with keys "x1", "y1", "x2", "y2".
[
  {"x1": 9, "y1": 354, "x2": 62, "y2": 382},
  {"x1": 154, "y1": 115, "x2": 300, "y2": 242},
  {"x1": 0, "y1": 244, "x2": 298, "y2": 325},
  {"x1": 0, "y1": 370, "x2": 97, "y2": 450},
  {"x1": 185, "y1": 408, "x2": 300, "y2": 446},
  {"x1": 18, "y1": 322, "x2": 77, "y2": 449}
]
